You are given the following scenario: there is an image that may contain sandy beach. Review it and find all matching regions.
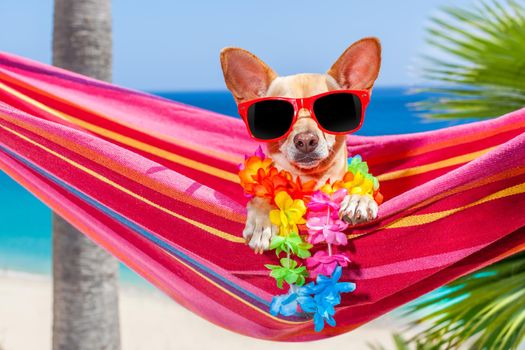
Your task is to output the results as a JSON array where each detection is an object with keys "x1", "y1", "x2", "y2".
[{"x1": 0, "y1": 270, "x2": 402, "y2": 350}]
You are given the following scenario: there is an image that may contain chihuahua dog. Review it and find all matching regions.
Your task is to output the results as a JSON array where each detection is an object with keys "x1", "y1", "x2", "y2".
[{"x1": 220, "y1": 37, "x2": 381, "y2": 253}]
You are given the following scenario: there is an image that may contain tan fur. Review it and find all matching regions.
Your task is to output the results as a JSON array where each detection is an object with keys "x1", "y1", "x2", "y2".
[
  {"x1": 220, "y1": 38, "x2": 382, "y2": 252},
  {"x1": 265, "y1": 74, "x2": 348, "y2": 186}
]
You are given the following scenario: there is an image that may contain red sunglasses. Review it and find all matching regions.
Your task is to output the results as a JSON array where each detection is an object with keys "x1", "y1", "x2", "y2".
[{"x1": 238, "y1": 89, "x2": 370, "y2": 142}]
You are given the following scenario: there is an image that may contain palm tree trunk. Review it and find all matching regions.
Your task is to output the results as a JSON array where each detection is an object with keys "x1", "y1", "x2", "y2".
[{"x1": 52, "y1": 1, "x2": 120, "y2": 349}]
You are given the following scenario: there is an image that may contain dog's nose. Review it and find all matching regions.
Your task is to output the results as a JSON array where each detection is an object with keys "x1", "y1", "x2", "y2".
[{"x1": 293, "y1": 132, "x2": 319, "y2": 153}]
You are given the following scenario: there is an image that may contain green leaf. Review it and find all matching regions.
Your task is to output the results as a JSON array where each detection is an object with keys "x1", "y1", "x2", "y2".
[
  {"x1": 295, "y1": 274, "x2": 306, "y2": 287},
  {"x1": 403, "y1": 251, "x2": 525, "y2": 349},
  {"x1": 269, "y1": 236, "x2": 285, "y2": 250},
  {"x1": 280, "y1": 258, "x2": 297, "y2": 269},
  {"x1": 274, "y1": 246, "x2": 283, "y2": 257},
  {"x1": 408, "y1": 4, "x2": 525, "y2": 345},
  {"x1": 269, "y1": 268, "x2": 286, "y2": 279},
  {"x1": 296, "y1": 247, "x2": 312, "y2": 259},
  {"x1": 414, "y1": 0, "x2": 525, "y2": 120},
  {"x1": 284, "y1": 273, "x2": 298, "y2": 285},
  {"x1": 287, "y1": 233, "x2": 302, "y2": 245},
  {"x1": 270, "y1": 233, "x2": 312, "y2": 258},
  {"x1": 295, "y1": 266, "x2": 306, "y2": 273}
]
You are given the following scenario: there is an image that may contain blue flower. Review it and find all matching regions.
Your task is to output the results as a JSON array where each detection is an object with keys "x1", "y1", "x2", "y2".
[
  {"x1": 269, "y1": 289, "x2": 299, "y2": 317},
  {"x1": 269, "y1": 267, "x2": 357, "y2": 332},
  {"x1": 297, "y1": 266, "x2": 356, "y2": 332},
  {"x1": 312, "y1": 264, "x2": 356, "y2": 300}
]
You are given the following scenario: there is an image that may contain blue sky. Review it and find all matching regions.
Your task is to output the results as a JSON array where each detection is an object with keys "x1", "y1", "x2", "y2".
[{"x1": 1, "y1": 0, "x2": 473, "y2": 91}]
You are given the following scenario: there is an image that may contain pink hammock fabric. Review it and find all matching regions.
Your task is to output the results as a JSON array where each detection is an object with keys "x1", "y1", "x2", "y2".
[{"x1": 0, "y1": 51, "x2": 524, "y2": 341}]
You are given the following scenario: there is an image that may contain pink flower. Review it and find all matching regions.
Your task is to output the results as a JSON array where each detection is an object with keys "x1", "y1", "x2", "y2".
[
  {"x1": 306, "y1": 251, "x2": 351, "y2": 278},
  {"x1": 308, "y1": 191, "x2": 337, "y2": 212},
  {"x1": 306, "y1": 216, "x2": 348, "y2": 245},
  {"x1": 245, "y1": 145, "x2": 266, "y2": 160},
  {"x1": 306, "y1": 209, "x2": 339, "y2": 221},
  {"x1": 331, "y1": 189, "x2": 348, "y2": 205},
  {"x1": 307, "y1": 189, "x2": 347, "y2": 214}
]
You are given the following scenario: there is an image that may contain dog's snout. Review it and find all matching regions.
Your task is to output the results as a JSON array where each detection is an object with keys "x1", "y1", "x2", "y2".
[{"x1": 293, "y1": 132, "x2": 319, "y2": 153}]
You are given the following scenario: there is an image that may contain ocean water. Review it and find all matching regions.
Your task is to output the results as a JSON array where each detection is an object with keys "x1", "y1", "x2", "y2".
[{"x1": 0, "y1": 88, "x2": 476, "y2": 283}]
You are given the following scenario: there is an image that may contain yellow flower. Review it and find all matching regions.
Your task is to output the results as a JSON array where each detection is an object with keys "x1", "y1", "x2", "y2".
[
  {"x1": 269, "y1": 191, "x2": 307, "y2": 236},
  {"x1": 338, "y1": 171, "x2": 374, "y2": 196},
  {"x1": 319, "y1": 182, "x2": 337, "y2": 195}
]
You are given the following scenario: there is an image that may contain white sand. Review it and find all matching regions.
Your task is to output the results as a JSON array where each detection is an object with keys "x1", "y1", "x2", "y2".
[{"x1": 0, "y1": 271, "x2": 402, "y2": 350}]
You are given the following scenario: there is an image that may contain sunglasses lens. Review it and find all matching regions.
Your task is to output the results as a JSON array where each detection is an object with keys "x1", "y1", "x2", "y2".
[
  {"x1": 247, "y1": 100, "x2": 295, "y2": 140},
  {"x1": 313, "y1": 92, "x2": 363, "y2": 133}
]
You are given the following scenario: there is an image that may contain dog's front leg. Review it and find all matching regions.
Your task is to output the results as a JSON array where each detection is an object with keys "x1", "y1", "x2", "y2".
[
  {"x1": 244, "y1": 197, "x2": 278, "y2": 254},
  {"x1": 339, "y1": 194, "x2": 378, "y2": 225}
]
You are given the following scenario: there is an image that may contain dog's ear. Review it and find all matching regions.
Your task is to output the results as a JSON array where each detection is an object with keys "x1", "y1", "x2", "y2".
[
  {"x1": 220, "y1": 48, "x2": 277, "y2": 104},
  {"x1": 327, "y1": 37, "x2": 381, "y2": 91}
]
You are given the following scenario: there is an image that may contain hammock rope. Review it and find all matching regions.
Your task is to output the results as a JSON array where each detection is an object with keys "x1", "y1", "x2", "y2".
[{"x1": 0, "y1": 51, "x2": 524, "y2": 341}]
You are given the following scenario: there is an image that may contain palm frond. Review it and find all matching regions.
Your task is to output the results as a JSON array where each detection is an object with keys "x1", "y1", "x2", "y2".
[
  {"x1": 403, "y1": 252, "x2": 525, "y2": 350},
  {"x1": 414, "y1": 0, "x2": 525, "y2": 119},
  {"x1": 392, "y1": 3, "x2": 525, "y2": 349}
]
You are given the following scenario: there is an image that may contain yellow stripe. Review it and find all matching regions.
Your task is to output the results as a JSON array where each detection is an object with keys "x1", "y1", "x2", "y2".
[
  {"x1": 5, "y1": 76, "x2": 520, "y2": 237},
  {"x1": 0, "y1": 128, "x2": 298, "y2": 325},
  {"x1": 159, "y1": 247, "x2": 305, "y2": 325},
  {"x1": 408, "y1": 166, "x2": 525, "y2": 211},
  {"x1": 387, "y1": 182, "x2": 525, "y2": 229},
  {"x1": 377, "y1": 148, "x2": 494, "y2": 182},
  {"x1": 0, "y1": 82, "x2": 239, "y2": 183},
  {"x1": 0, "y1": 123, "x2": 244, "y2": 243},
  {"x1": 0, "y1": 70, "x2": 243, "y2": 165},
  {"x1": 347, "y1": 167, "x2": 525, "y2": 240},
  {"x1": 0, "y1": 120, "x2": 307, "y2": 325},
  {"x1": 1, "y1": 80, "x2": 502, "y2": 188}
]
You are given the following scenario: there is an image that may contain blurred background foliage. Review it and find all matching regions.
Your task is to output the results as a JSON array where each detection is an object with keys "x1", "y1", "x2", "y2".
[{"x1": 377, "y1": 1, "x2": 525, "y2": 349}]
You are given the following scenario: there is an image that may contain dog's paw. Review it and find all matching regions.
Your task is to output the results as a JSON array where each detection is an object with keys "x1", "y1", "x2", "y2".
[
  {"x1": 339, "y1": 194, "x2": 378, "y2": 225},
  {"x1": 243, "y1": 198, "x2": 278, "y2": 254}
]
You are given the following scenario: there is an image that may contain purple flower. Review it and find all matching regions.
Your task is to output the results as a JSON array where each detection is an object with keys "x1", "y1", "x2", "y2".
[
  {"x1": 244, "y1": 145, "x2": 266, "y2": 160},
  {"x1": 238, "y1": 145, "x2": 266, "y2": 170}
]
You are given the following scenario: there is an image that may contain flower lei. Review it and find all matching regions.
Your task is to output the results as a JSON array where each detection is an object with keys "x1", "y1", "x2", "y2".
[{"x1": 239, "y1": 146, "x2": 383, "y2": 332}]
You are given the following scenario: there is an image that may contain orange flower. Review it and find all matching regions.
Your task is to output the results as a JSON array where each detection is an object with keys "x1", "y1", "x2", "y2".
[
  {"x1": 373, "y1": 190, "x2": 384, "y2": 205},
  {"x1": 320, "y1": 172, "x2": 384, "y2": 204},
  {"x1": 334, "y1": 171, "x2": 374, "y2": 196},
  {"x1": 239, "y1": 155, "x2": 273, "y2": 188},
  {"x1": 342, "y1": 171, "x2": 355, "y2": 183},
  {"x1": 250, "y1": 168, "x2": 290, "y2": 200},
  {"x1": 287, "y1": 176, "x2": 317, "y2": 201},
  {"x1": 320, "y1": 177, "x2": 352, "y2": 195}
]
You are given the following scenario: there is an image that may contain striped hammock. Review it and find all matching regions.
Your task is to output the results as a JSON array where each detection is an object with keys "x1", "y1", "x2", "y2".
[{"x1": 0, "y1": 51, "x2": 524, "y2": 341}]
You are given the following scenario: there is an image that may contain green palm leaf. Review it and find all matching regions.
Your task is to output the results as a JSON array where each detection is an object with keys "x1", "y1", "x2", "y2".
[
  {"x1": 413, "y1": 0, "x2": 525, "y2": 119},
  {"x1": 373, "y1": 2, "x2": 525, "y2": 349},
  {"x1": 400, "y1": 2, "x2": 525, "y2": 349},
  {"x1": 403, "y1": 252, "x2": 525, "y2": 350}
]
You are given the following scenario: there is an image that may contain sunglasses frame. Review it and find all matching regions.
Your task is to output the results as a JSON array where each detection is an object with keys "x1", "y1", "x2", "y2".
[{"x1": 237, "y1": 89, "x2": 370, "y2": 142}]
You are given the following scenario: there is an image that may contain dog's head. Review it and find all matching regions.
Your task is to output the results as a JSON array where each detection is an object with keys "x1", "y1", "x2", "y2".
[{"x1": 220, "y1": 38, "x2": 381, "y2": 174}]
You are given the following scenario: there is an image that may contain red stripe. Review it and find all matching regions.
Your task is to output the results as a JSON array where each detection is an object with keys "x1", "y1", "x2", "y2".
[{"x1": 371, "y1": 127, "x2": 524, "y2": 176}]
